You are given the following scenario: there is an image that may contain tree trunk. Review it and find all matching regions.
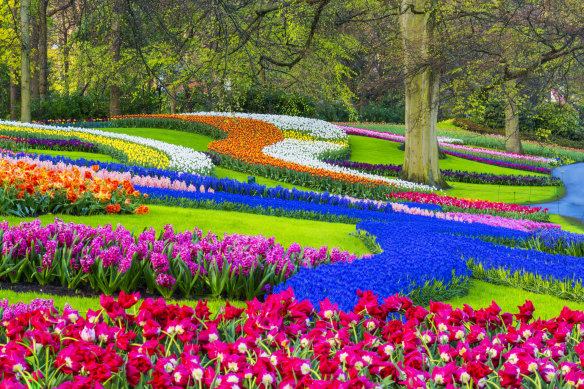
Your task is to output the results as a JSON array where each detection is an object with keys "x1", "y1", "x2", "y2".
[
  {"x1": 399, "y1": 0, "x2": 447, "y2": 189},
  {"x1": 504, "y1": 79, "x2": 523, "y2": 154},
  {"x1": 62, "y1": 17, "x2": 70, "y2": 95},
  {"x1": 10, "y1": 69, "x2": 19, "y2": 120},
  {"x1": 170, "y1": 86, "x2": 177, "y2": 114},
  {"x1": 109, "y1": 1, "x2": 122, "y2": 116},
  {"x1": 31, "y1": 17, "x2": 39, "y2": 99},
  {"x1": 39, "y1": 0, "x2": 49, "y2": 99},
  {"x1": 21, "y1": 0, "x2": 32, "y2": 122}
]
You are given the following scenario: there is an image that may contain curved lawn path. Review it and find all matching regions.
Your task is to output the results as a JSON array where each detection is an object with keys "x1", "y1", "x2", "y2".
[{"x1": 535, "y1": 162, "x2": 584, "y2": 222}]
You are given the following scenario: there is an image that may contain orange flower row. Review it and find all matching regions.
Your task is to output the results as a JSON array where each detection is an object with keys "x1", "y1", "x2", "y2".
[
  {"x1": 118, "y1": 114, "x2": 395, "y2": 189},
  {"x1": 0, "y1": 158, "x2": 148, "y2": 214}
]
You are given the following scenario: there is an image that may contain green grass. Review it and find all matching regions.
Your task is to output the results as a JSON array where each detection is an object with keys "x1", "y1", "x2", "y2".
[
  {"x1": 0, "y1": 205, "x2": 369, "y2": 255},
  {"x1": 3, "y1": 279, "x2": 581, "y2": 320},
  {"x1": 30, "y1": 149, "x2": 120, "y2": 163},
  {"x1": 349, "y1": 135, "x2": 546, "y2": 176},
  {"x1": 348, "y1": 135, "x2": 558, "y2": 203},
  {"x1": 448, "y1": 280, "x2": 584, "y2": 320},
  {"x1": 101, "y1": 127, "x2": 214, "y2": 152},
  {"x1": 0, "y1": 289, "x2": 244, "y2": 316},
  {"x1": 548, "y1": 214, "x2": 584, "y2": 234},
  {"x1": 214, "y1": 167, "x2": 314, "y2": 191},
  {"x1": 446, "y1": 182, "x2": 563, "y2": 204}
]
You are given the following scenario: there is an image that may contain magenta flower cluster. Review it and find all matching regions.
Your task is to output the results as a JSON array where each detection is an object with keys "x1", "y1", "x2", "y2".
[{"x1": 0, "y1": 219, "x2": 357, "y2": 299}]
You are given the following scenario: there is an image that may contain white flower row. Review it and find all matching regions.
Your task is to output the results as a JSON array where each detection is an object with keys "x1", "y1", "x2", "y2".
[
  {"x1": 262, "y1": 139, "x2": 437, "y2": 191},
  {"x1": 438, "y1": 137, "x2": 464, "y2": 144},
  {"x1": 182, "y1": 112, "x2": 347, "y2": 140},
  {"x1": 0, "y1": 120, "x2": 214, "y2": 175}
]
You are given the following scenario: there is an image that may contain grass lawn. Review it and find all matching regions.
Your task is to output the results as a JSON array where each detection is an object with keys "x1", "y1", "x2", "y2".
[
  {"x1": 0, "y1": 205, "x2": 369, "y2": 255},
  {"x1": 448, "y1": 280, "x2": 584, "y2": 320},
  {"x1": 0, "y1": 289, "x2": 244, "y2": 316},
  {"x1": 446, "y1": 182, "x2": 563, "y2": 204},
  {"x1": 348, "y1": 135, "x2": 559, "y2": 203},
  {"x1": 2, "y1": 279, "x2": 581, "y2": 320},
  {"x1": 101, "y1": 127, "x2": 215, "y2": 152},
  {"x1": 548, "y1": 214, "x2": 584, "y2": 234},
  {"x1": 30, "y1": 149, "x2": 120, "y2": 163},
  {"x1": 349, "y1": 135, "x2": 546, "y2": 176}
]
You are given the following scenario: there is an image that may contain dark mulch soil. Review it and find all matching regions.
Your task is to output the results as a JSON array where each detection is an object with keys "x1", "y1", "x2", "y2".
[
  {"x1": 0, "y1": 281, "x2": 175, "y2": 301},
  {"x1": 0, "y1": 281, "x2": 101, "y2": 298}
]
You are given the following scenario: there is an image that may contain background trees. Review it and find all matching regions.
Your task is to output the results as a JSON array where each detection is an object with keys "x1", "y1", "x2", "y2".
[{"x1": 0, "y1": 0, "x2": 583, "y2": 184}]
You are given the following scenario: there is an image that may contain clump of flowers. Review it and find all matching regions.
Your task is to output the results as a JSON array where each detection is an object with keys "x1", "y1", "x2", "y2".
[
  {"x1": 0, "y1": 158, "x2": 148, "y2": 216},
  {"x1": 1, "y1": 290, "x2": 584, "y2": 388},
  {"x1": 0, "y1": 220, "x2": 356, "y2": 300}
]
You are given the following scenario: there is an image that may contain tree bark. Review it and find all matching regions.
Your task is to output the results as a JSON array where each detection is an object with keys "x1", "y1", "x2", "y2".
[
  {"x1": 170, "y1": 85, "x2": 177, "y2": 114},
  {"x1": 399, "y1": 0, "x2": 447, "y2": 189},
  {"x1": 109, "y1": 1, "x2": 122, "y2": 116},
  {"x1": 504, "y1": 78, "x2": 523, "y2": 154},
  {"x1": 39, "y1": 0, "x2": 49, "y2": 99},
  {"x1": 62, "y1": 16, "x2": 70, "y2": 95},
  {"x1": 31, "y1": 17, "x2": 39, "y2": 99},
  {"x1": 21, "y1": 0, "x2": 32, "y2": 122},
  {"x1": 10, "y1": 69, "x2": 19, "y2": 120}
]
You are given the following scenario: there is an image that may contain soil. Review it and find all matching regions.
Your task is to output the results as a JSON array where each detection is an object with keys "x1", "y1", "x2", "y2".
[{"x1": 0, "y1": 281, "x2": 172, "y2": 301}]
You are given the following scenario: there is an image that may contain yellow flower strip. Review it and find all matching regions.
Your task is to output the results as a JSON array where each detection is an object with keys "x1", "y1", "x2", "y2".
[
  {"x1": 282, "y1": 129, "x2": 349, "y2": 148},
  {"x1": 0, "y1": 124, "x2": 169, "y2": 169}
]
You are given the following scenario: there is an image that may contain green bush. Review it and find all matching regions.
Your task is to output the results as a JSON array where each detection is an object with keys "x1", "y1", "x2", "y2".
[{"x1": 529, "y1": 102, "x2": 583, "y2": 141}]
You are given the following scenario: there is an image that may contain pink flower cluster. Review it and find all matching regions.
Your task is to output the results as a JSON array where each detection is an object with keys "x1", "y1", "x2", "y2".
[
  {"x1": 389, "y1": 203, "x2": 559, "y2": 232},
  {"x1": 2, "y1": 289, "x2": 584, "y2": 388},
  {"x1": 0, "y1": 298, "x2": 56, "y2": 321},
  {"x1": 387, "y1": 191, "x2": 544, "y2": 215}
]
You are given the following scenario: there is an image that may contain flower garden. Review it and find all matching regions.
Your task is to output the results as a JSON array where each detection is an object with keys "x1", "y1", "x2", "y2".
[{"x1": 1, "y1": 114, "x2": 584, "y2": 388}]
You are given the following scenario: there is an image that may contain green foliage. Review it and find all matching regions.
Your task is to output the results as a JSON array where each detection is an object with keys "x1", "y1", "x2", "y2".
[
  {"x1": 468, "y1": 259, "x2": 584, "y2": 304},
  {"x1": 457, "y1": 95, "x2": 584, "y2": 143},
  {"x1": 0, "y1": 65, "x2": 9, "y2": 118},
  {"x1": 30, "y1": 90, "x2": 164, "y2": 120},
  {"x1": 525, "y1": 102, "x2": 584, "y2": 141},
  {"x1": 108, "y1": 117, "x2": 225, "y2": 139}
]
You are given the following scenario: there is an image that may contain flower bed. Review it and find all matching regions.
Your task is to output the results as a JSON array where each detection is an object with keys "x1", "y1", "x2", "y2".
[
  {"x1": 0, "y1": 219, "x2": 356, "y2": 300},
  {"x1": 386, "y1": 191, "x2": 545, "y2": 216},
  {"x1": 113, "y1": 114, "x2": 437, "y2": 195},
  {"x1": 262, "y1": 138, "x2": 434, "y2": 191},
  {"x1": 325, "y1": 159, "x2": 561, "y2": 186},
  {"x1": 184, "y1": 111, "x2": 348, "y2": 140},
  {"x1": 0, "y1": 120, "x2": 214, "y2": 175},
  {"x1": 6, "y1": 152, "x2": 551, "y2": 222},
  {"x1": 340, "y1": 124, "x2": 464, "y2": 144},
  {"x1": 4, "y1": 289, "x2": 584, "y2": 388},
  {"x1": 0, "y1": 135, "x2": 99, "y2": 153},
  {"x1": 281, "y1": 214, "x2": 584, "y2": 309},
  {"x1": 2, "y1": 153, "x2": 438, "y2": 216},
  {"x1": 0, "y1": 158, "x2": 147, "y2": 216},
  {"x1": 441, "y1": 143, "x2": 557, "y2": 166}
]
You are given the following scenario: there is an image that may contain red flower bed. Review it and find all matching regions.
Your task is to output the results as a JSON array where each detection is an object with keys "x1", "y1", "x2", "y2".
[
  {"x1": 387, "y1": 191, "x2": 545, "y2": 215},
  {"x1": 1, "y1": 290, "x2": 583, "y2": 388}
]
